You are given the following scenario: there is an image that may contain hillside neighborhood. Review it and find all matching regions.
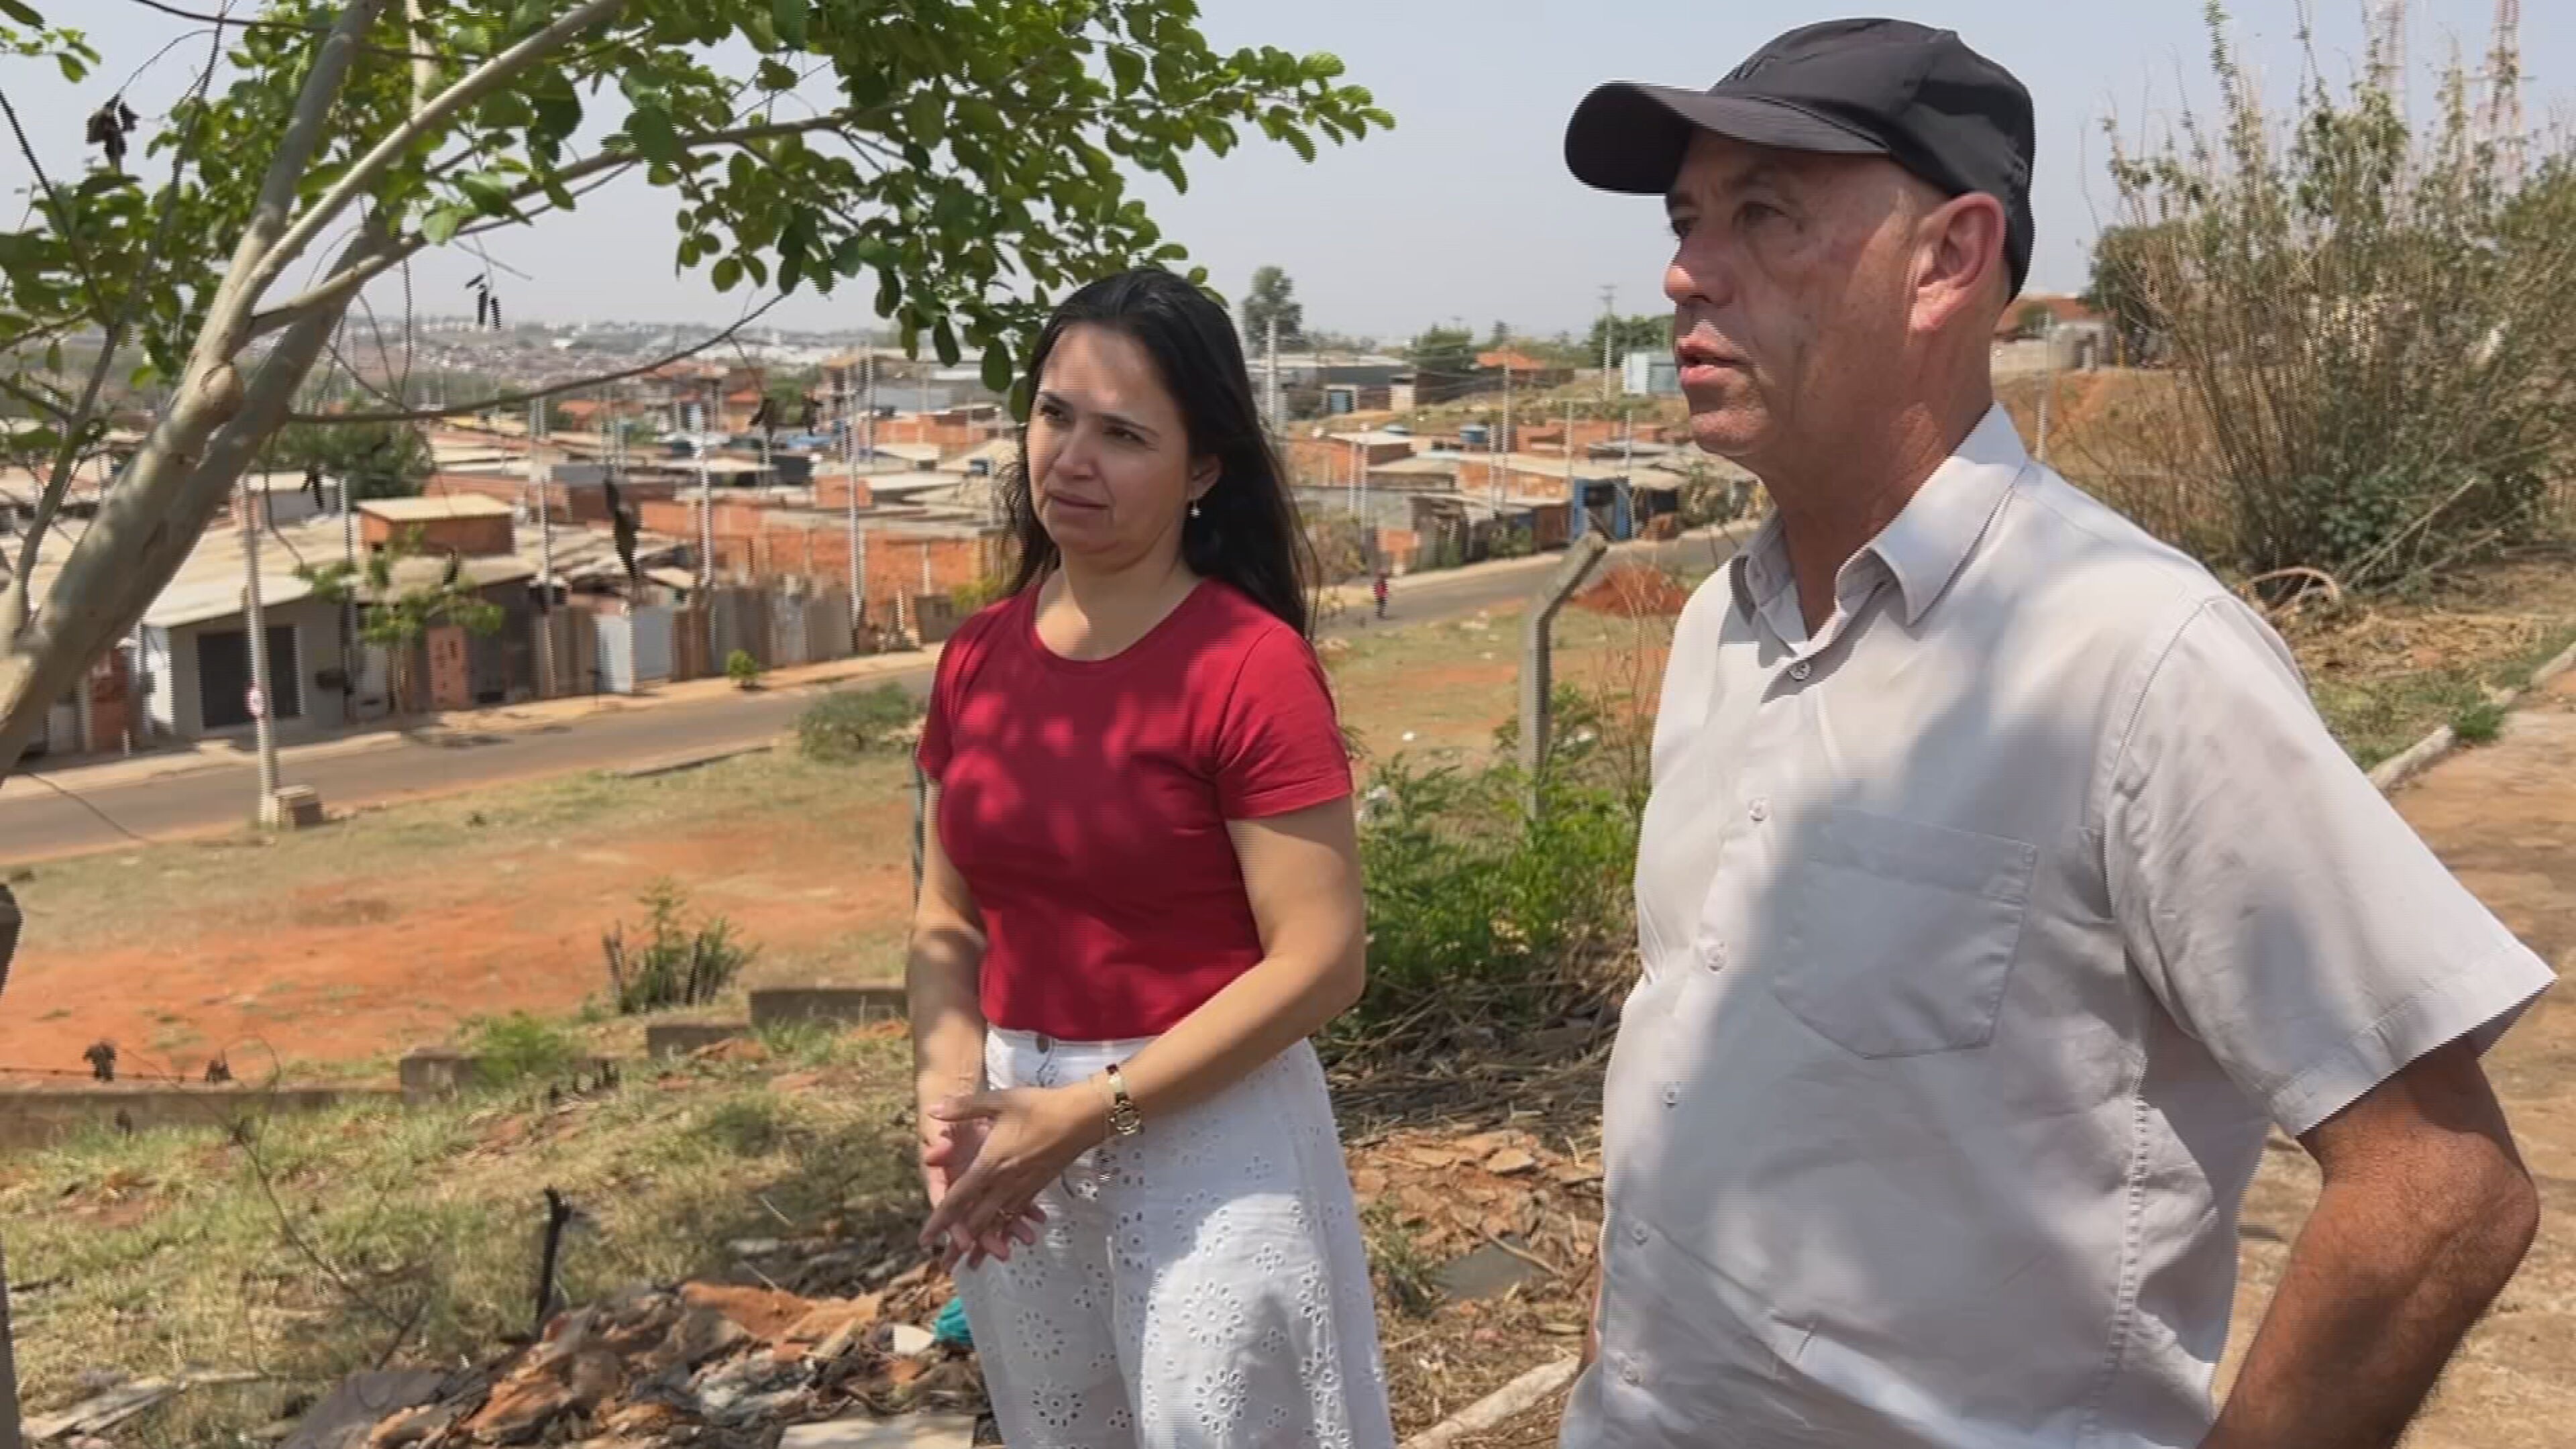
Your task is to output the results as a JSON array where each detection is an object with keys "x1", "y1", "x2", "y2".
[{"x1": 1, "y1": 2, "x2": 2571, "y2": 1448}]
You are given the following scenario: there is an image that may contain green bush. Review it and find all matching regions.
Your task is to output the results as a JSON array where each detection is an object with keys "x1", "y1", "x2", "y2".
[
  {"x1": 725, "y1": 649, "x2": 762, "y2": 688},
  {"x1": 465, "y1": 1012, "x2": 584, "y2": 1089},
  {"x1": 2452, "y1": 698, "x2": 2508, "y2": 747},
  {"x1": 602, "y1": 879, "x2": 755, "y2": 1014},
  {"x1": 796, "y1": 684, "x2": 923, "y2": 763},
  {"x1": 1344, "y1": 738, "x2": 1640, "y2": 1044}
]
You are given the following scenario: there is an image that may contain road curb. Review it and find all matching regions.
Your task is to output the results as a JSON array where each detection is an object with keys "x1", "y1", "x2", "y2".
[
  {"x1": 2367, "y1": 637, "x2": 2576, "y2": 795},
  {"x1": 610, "y1": 740, "x2": 782, "y2": 781}
]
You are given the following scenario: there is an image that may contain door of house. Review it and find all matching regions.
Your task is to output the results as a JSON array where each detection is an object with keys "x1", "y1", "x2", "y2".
[
  {"x1": 425, "y1": 624, "x2": 473, "y2": 711},
  {"x1": 199, "y1": 625, "x2": 301, "y2": 732}
]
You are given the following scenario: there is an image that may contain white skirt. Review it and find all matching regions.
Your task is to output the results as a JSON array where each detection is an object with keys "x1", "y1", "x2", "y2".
[{"x1": 957, "y1": 1028, "x2": 1396, "y2": 1449}]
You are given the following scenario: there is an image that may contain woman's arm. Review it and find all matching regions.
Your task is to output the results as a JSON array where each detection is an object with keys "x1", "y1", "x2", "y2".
[
  {"x1": 907, "y1": 779, "x2": 1040, "y2": 1267},
  {"x1": 918, "y1": 796, "x2": 1367, "y2": 1250}
]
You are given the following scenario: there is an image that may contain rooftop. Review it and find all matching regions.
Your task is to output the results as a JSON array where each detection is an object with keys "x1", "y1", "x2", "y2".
[{"x1": 360, "y1": 495, "x2": 515, "y2": 522}]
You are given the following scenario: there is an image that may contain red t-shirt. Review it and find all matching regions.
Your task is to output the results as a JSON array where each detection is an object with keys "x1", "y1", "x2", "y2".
[{"x1": 916, "y1": 579, "x2": 1353, "y2": 1040}]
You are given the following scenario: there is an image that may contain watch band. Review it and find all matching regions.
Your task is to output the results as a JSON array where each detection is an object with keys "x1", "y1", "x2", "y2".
[{"x1": 1103, "y1": 1063, "x2": 1144, "y2": 1136}]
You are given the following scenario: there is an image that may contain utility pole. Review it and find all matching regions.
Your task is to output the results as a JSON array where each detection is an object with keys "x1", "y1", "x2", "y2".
[
  {"x1": 1599, "y1": 284, "x2": 1618, "y2": 402},
  {"x1": 843, "y1": 351, "x2": 863, "y2": 641},
  {"x1": 1521, "y1": 533, "x2": 1611, "y2": 818},
  {"x1": 692, "y1": 402, "x2": 714, "y2": 591},
  {"x1": 1265, "y1": 315, "x2": 1282, "y2": 431},
  {"x1": 528, "y1": 399, "x2": 557, "y2": 698},
  {"x1": 239, "y1": 475, "x2": 282, "y2": 828}
]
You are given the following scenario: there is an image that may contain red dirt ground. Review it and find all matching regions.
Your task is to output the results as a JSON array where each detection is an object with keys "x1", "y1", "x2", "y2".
[
  {"x1": 0, "y1": 802, "x2": 916, "y2": 1080},
  {"x1": 1571, "y1": 563, "x2": 1690, "y2": 619}
]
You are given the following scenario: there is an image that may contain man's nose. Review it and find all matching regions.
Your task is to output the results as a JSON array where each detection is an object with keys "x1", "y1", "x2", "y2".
[{"x1": 1665, "y1": 237, "x2": 1733, "y2": 311}]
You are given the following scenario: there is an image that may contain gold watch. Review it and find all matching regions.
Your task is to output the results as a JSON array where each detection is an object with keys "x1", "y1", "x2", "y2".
[{"x1": 1102, "y1": 1063, "x2": 1143, "y2": 1137}]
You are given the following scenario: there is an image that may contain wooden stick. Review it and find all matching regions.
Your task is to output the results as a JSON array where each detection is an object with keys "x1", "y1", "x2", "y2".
[{"x1": 1400, "y1": 1356, "x2": 1582, "y2": 1449}]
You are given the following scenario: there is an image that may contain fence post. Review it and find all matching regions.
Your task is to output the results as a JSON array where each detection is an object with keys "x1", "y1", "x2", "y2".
[{"x1": 1520, "y1": 533, "x2": 1611, "y2": 819}]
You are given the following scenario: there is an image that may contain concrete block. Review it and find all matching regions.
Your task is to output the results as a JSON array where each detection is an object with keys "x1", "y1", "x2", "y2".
[
  {"x1": 779, "y1": 1413, "x2": 977, "y2": 1449},
  {"x1": 646, "y1": 1020, "x2": 750, "y2": 1059},
  {"x1": 748, "y1": 985, "x2": 904, "y2": 1029}
]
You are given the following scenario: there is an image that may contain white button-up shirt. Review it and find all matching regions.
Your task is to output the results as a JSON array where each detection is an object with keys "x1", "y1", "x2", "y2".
[{"x1": 1565, "y1": 406, "x2": 2555, "y2": 1448}]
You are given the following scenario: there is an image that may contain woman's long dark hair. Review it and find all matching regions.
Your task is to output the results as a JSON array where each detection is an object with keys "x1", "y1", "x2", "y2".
[{"x1": 1000, "y1": 267, "x2": 1316, "y2": 636}]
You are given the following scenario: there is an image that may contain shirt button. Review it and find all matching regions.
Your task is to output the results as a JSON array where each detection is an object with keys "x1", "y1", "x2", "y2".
[
  {"x1": 1748, "y1": 798, "x2": 1770, "y2": 823},
  {"x1": 1619, "y1": 1358, "x2": 1644, "y2": 1387},
  {"x1": 1789, "y1": 660, "x2": 1813, "y2": 681},
  {"x1": 1707, "y1": 940, "x2": 1729, "y2": 970},
  {"x1": 1661, "y1": 1084, "x2": 1680, "y2": 1107},
  {"x1": 1630, "y1": 1223, "x2": 1650, "y2": 1246}
]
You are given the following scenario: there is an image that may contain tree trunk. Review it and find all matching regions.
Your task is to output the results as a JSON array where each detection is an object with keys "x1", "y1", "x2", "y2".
[{"x1": 0, "y1": 258, "x2": 366, "y2": 773}]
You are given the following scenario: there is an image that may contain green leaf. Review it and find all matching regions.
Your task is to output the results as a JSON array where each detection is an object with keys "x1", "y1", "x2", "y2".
[
  {"x1": 712, "y1": 256, "x2": 742, "y2": 292},
  {"x1": 757, "y1": 58, "x2": 799, "y2": 93},
  {"x1": 55, "y1": 51, "x2": 85, "y2": 85},
  {"x1": 420, "y1": 206, "x2": 468, "y2": 246},
  {"x1": 1108, "y1": 47, "x2": 1144, "y2": 95},
  {"x1": 932, "y1": 318, "x2": 961, "y2": 367},
  {"x1": 981, "y1": 343, "x2": 1014, "y2": 394},
  {"x1": 0, "y1": 1, "x2": 47, "y2": 26},
  {"x1": 772, "y1": 0, "x2": 808, "y2": 50}
]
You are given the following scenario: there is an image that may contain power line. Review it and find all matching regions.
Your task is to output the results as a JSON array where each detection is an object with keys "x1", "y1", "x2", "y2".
[{"x1": 9, "y1": 767, "x2": 153, "y2": 847}]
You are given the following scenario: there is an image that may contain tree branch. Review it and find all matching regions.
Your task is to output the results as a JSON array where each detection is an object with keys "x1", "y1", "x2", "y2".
[
  {"x1": 0, "y1": 372, "x2": 73, "y2": 422},
  {"x1": 289, "y1": 294, "x2": 785, "y2": 426},
  {"x1": 244, "y1": 0, "x2": 630, "y2": 309},
  {"x1": 195, "y1": 0, "x2": 386, "y2": 364},
  {"x1": 247, "y1": 107, "x2": 863, "y2": 337},
  {"x1": 13, "y1": 15, "x2": 227, "y2": 588},
  {"x1": 0, "y1": 87, "x2": 105, "y2": 321}
]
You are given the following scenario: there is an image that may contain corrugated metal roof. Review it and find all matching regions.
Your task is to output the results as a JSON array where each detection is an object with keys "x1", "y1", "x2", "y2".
[{"x1": 143, "y1": 574, "x2": 316, "y2": 629}]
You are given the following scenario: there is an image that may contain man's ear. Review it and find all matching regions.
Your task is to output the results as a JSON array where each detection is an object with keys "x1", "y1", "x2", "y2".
[{"x1": 1913, "y1": 192, "x2": 2010, "y2": 333}]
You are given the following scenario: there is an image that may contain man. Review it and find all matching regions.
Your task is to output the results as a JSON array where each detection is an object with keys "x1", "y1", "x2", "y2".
[{"x1": 1559, "y1": 18, "x2": 2549, "y2": 1449}]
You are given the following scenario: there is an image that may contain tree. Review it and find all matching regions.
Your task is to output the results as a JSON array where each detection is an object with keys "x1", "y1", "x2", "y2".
[
  {"x1": 2082, "y1": 223, "x2": 2167, "y2": 362},
  {"x1": 2010, "y1": 299, "x2": 2054, "y2": 341},
  {"x1": 1584, "y1": 312, "x2": 1668, "y2": 364},
  {"x1": 300, "y1": 525, "x2": 506, "y2": 714},
  {"x1": 1240, "y1": 264, "x2": 1303, "y2": 347},
  {"x1": 1404, "y1": 325, "x2": 1478, "y2": 405},
  {"x1": 265, "y1": 418, "x2": 432, "y2": 501},
  {"x1": 0, "y1": 1, "x2": 1389, "y2": 778}
]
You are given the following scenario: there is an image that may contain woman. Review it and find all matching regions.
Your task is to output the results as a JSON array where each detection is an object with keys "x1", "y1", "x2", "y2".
[{"x1": 907, "y1": 266, "x2": 1395, "y2": 1448}]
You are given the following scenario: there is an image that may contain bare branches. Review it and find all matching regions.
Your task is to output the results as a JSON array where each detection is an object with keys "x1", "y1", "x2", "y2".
[
  {"x1": 244, "y1": 0, "x2": 630, "y2": 309},
  {"x1": 290, "y1": 294, "x2": 785, "y2": 426}
]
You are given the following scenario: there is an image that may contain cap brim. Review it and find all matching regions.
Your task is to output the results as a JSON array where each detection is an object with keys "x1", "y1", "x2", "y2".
[{"x1": 1565, "y1": 82, "x2": 1890, "y2": 194}]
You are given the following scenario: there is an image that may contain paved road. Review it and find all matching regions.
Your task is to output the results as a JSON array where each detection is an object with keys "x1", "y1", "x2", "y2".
[{"x1": 0, "y1": 534, "x2": 1734, "y2": 865}]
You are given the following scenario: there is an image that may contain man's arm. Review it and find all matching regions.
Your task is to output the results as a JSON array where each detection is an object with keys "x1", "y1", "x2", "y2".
[{"x1": 2202, "y1": 1036, "x2": 2540, "y2": 1449}]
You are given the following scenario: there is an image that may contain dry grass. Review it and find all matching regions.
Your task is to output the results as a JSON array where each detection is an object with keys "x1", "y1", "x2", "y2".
[{"x1": 0, "y1": 1024, "x2": 920, "y2": 1446}]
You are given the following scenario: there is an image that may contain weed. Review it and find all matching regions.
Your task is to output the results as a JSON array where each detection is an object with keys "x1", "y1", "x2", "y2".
[
  {"x1": 725, "y1": 649, "x2": 763, "y2": 689},
  {"x1": 466, "y1": 1012, "x2": 584, "y2": 1089},
  {"x1": 694, "y1": 1094, "x2": 788, "y2": 1157},
  {"x1": 1362, "y1": 1200, "x2": 1442, "y2": 1318},
  {"x1": 797, "y1": 684, "x2": 922, "y2": 763},
  {"x1": 602, "y1": 879, "x2": 755, "y2": 1014},
  {"x1": 2453, "y1": 698, "x2": 2509, "y2": 746}
]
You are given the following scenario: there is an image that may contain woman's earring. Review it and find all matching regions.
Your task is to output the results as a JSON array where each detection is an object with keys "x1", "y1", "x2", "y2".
[{"x1": 1189, "y1": 500, "x2": 1202, "y2": 519}]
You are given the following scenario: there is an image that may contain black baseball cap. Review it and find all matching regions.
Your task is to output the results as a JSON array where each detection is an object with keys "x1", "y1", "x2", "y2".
[{"x1": 1565, "y1": 17, "x2": 2035, "y2": 294}]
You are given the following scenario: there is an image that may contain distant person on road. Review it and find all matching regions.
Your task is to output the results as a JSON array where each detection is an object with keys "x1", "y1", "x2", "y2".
[
  {"x1": 1372, "y1": 569, "x2": 1390, "y2": 619},
  {"x1": 1560, "y1": 17, "x2": 2549, "y2": 1449},
  {"x1": 906, "y1": 266, "x2": 1393, "y2": 1449}
]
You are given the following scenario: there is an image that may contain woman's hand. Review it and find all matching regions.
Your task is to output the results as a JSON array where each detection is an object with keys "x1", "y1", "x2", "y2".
[
  {"x1": 918, "y1": 1083, "x2": 1106, "y2": 1267},
  {"x1": 918, "y1": 1101, "x2": 1046, "y2": 1271}
]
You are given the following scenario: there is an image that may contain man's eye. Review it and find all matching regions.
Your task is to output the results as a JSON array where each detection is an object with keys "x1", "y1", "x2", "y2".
[{"x1": 1668, "y1": 215, "x2": 1695, "y2": 240}]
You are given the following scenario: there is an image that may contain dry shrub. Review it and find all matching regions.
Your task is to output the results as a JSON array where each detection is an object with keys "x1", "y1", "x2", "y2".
[{"x1": 2100, "y1": 3, "x2": 2576, "y2": 594}]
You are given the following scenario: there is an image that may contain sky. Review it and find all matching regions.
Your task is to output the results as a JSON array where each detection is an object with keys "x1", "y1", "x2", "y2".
[{"x1": 3, "y1": 2, "x2": 2569, "y2": 343}]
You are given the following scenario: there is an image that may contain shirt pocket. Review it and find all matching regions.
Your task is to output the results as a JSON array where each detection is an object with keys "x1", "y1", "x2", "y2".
[{"x1": 1770, "y1": 807, "x2": 2037, "y2": 1059}]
